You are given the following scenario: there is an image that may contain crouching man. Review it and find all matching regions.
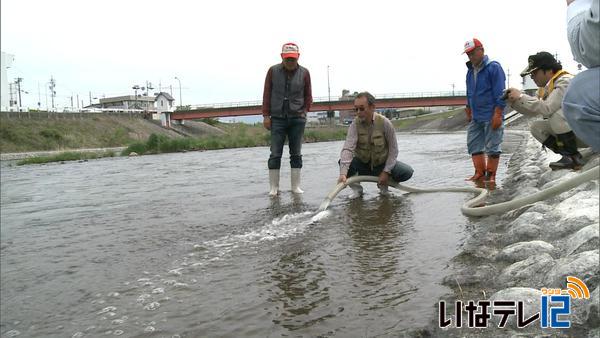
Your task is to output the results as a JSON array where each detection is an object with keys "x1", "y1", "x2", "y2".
[
  {"x1": 337, "y1": 92, "x2": 414, "y2": 197},
  {"x1": 506, "y1": 51, "x2": 587, "y2": 170}
]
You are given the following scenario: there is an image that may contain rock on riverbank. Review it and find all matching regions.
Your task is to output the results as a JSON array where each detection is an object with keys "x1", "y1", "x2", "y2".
[{"x1": 423, "y1": 134, "x2": 599, "y2": 337}]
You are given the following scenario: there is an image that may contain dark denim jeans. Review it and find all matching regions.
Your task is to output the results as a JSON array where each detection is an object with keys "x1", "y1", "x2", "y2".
[
  {"x1": 268, "y1": 116, "x2": 306, "y2": 169},
  {"x1": 346, "y1": 157, "x2": 414, "y2": 182}
]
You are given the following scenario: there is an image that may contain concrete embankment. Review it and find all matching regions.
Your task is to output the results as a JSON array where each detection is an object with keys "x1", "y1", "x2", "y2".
[{"x1": 422, "y1": 134, "x2": 599, "y2": 337}]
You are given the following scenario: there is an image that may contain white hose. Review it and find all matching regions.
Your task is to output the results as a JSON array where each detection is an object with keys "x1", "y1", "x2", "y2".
[{"x1": 317, "y1": 165, "x2": 599, "y2": 217}]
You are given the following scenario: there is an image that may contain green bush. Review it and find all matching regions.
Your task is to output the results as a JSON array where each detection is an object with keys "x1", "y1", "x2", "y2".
[
  {"x1": 122, "y1": 142, "x2": 147, "y2": 155},
  {"x1": 146, "y1": 133, "x2": 169, "y2": 151}
]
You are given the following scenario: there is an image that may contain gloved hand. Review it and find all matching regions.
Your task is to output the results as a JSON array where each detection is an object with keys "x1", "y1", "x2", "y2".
[
  {"x1": 491, "y1": 107, "x2": 503, "y2": 130},
  {"x1": 465, "y1": 107, "x2": 472, "y2": 122}
]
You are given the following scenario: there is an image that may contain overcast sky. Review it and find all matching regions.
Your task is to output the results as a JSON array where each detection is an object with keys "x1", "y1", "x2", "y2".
[{"x1": 1, "y1": 0, "x2": 581, "y2": 109}]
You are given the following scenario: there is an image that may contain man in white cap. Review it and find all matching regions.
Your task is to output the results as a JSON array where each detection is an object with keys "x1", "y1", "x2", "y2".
[
  {"x1": 262, "y1": 42, "x2": 312, "y2": 196},
  {"x1": 463, "y1": 38, "x2": 507, "y2": 185}
]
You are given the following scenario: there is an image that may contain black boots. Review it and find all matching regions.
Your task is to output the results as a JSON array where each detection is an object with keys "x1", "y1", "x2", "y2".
[
  {"x1": 549, "y1": 153, "x2": 583, "y2": 170},
  {"x1": 544, "y1": 132, "x2": 584, "y2": 170}
]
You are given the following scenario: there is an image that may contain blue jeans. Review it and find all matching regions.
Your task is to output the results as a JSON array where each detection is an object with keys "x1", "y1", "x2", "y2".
[
  {"x1": 467, "y1": 120, "x2": 504, "y2": 156},
  {"x1": 268, "y1": 116, "x2": 306, "y2": 169},
  {"x1": 346, "y1": 158, "x2": 414, "y2": 182},
  {"x1": 563, "y1": 68, "x2": 600, "y2": 152}
]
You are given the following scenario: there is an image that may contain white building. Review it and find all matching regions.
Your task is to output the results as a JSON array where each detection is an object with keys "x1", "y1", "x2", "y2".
[
  {"x1": 1, "y1": 51, "x2": 15, "y2": 111},
  {"x1": 155, "y1": 92, "x2": 175, "y2": 113},
  {"x1": 97, "y1": 95, "x2": 154, "y2": 110},
  {"x1": 154, "y1": 92, "x2": 175, "y2": 126}
]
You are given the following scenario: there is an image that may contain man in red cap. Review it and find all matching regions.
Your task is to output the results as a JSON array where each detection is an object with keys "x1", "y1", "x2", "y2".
[
  {"x1": 463, "y1": 38, "x2": 507, "y2": 185},
  {"x1": 262, "y1": 42, "x2": 312, "y2": 196}
]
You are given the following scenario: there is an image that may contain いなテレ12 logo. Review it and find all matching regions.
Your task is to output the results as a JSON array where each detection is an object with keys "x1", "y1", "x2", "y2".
[
  {"x1": 439, "y1": 276, "x2": 591, "y2": 329},
  {"x1": 540, "y1": 276, "x2": 590, "y2": 328}
]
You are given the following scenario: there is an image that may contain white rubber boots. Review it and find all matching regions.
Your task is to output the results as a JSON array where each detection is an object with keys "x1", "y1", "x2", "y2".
[
  {"x1": 269, "y1": 169, "x2": 304, "y2": 196},
  {"x1": 347, "y1": 183, "x2": 388, "y2": 198},
  {"x1": 290, "y1": 168, "x2": 304, "y2": 194},
  {"x1": 269, "y1": 169, "x2": 280, "y2": 196}
]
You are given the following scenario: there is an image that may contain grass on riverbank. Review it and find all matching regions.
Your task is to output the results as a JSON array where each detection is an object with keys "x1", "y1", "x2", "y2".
[
  {"x1": 0, "y1": 115, "x2": 145, "y2": 153},
  {"x1": 122, "y1": 125, "x2": 348, "y2": 156},
  {"x1": 17, "y1": 150, "x2": 117, "y2": 165}
]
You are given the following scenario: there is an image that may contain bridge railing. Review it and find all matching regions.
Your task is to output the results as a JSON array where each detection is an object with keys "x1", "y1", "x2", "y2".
[
  {"x1": 190, "y1": 100, "x2": 262, "y2": 110},
  {"x1": 187, "y1": 91, "x2": 467, "y2": 110}
]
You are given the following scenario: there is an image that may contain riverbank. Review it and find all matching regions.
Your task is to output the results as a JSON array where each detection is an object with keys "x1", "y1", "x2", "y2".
[
  {"x1": 0, "y1": 113, "x2": 185, "y2": 153},
  {"x1": 421, "y1": 134, "x2": 599, "y2": 337},
  {"x1": 1, "y1": 108, "x2": 470, "y2": 164}
]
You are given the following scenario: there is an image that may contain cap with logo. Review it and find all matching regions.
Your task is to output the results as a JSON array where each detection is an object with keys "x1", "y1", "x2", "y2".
[
  {"x1": 281, "y1": 42, "x2": 300, "y2": 59},
  {"x1": 463, "y1": 38, "x2": 483, "y2": 54},
  {"x1": 520, "y1": 52, "x2": 559, "y2": 77}
]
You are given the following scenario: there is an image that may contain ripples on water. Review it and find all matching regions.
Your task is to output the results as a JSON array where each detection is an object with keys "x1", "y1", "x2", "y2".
[{"x1": 0, "y1": 133, "x2": 511, "y2": 337}]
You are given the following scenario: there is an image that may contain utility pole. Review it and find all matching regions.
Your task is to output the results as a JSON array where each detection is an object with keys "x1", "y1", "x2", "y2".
[
  {"x1": 327, "y1": 66, "x2": 332, "y2": 125},
  {"x1": 506, "y1": 69, "x2": 511, "y2": 88},
  {"x1": 174, "y1": 77, "x2": 182, "y2": 109},
  {"x1": 70, "y1": 95, "x2": 73, "y2": 109},
  {"x1": 9, "y1": 83, "x2": 14, "y2": 107},
  {"x1": 15, "y1": 77, "x2": 23, "y2": 107},
  {"x1": 49, "y1": 76, "x2": 56, "y2": 108},
  {"x1": 132, "y1": 85, "x2": 140, "y2": 110},
  {"x1": 38, "y1": 82, "x2": 41, "y2": 109},
  {"x1": 89, "y1": 91, "x2": 92, "y2": 105},
  {"x1": 145, "y1": 81, "x2": 154, "y2": 112},
  {"x1": 451, "y1": 83, "x2": 455, "y2": 96},
  {"x1": 76, "y1": 94, "x2": 79, "y2": 109}
]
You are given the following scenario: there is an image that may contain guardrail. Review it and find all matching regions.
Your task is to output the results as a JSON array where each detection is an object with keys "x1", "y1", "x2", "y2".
[{"x1": 0, "y1": 110, "x2": 148, "y2": 119}]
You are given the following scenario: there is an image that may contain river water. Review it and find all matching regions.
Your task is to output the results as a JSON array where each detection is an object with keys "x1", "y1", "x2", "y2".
[{"x1": 1, "y1": 132, "x2": 514, "y2": 337}]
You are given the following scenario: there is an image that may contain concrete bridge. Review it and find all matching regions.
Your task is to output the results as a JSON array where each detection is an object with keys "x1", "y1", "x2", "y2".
[{"x1": 171, "y1": 91, "x2": 467, "y2": 120}]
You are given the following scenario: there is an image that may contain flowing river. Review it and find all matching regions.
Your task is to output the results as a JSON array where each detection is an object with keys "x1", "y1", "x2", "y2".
[{"x1": 1, "y1": 132, "x2": 516, "y2": 337}]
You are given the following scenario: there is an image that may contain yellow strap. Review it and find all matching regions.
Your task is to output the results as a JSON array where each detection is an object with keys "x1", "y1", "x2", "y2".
[{"x1": 537, "y1": 70, "x2": 571, "y2": 99}]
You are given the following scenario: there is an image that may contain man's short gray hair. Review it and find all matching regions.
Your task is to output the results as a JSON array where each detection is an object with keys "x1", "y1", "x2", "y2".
[{"x1": 355, "y1": 91, "x2": 376, "y2": 106}]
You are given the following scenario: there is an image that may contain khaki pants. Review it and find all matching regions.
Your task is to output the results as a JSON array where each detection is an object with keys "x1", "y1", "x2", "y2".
[{"x1": 529, "y1": 111, "x2": 588, "y2": 148}]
